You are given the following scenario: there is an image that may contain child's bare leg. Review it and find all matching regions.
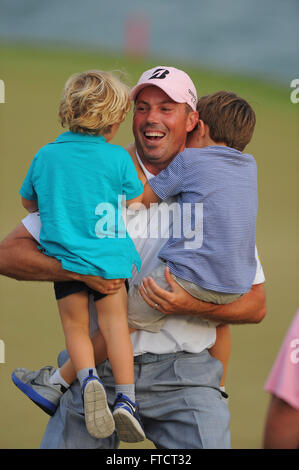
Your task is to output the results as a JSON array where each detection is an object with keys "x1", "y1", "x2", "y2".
[
  {"x1": 96, "y1": 285, "x2": 145, "y2": 442},
  {"x1": 59, "y1": 359, "x2": 77, "y2": 386},
  {"x1": 209, "y1": 324, "x2": 231, "y2": 387},
  {"x1": 60, "y1": 326, "x2": 136, "y2": 386},
  {"x1": 57, "y1": 288, "x2": 143, "y2": 442},
  {"x1": 59, "y1": 327, "x2": 123, "y2": 384},
  {"x1": 59, "y1": 329, "x2": 107, "y2": 384},
  {"x1": 96, "y1": 283, "x2": 134, "y2": 385},
  {"x1": 57, "y1": 291, "x2": 95, "y2": 372},
  {"x1": 57, "y1": 290, "x2": 115, "y2": 438}
]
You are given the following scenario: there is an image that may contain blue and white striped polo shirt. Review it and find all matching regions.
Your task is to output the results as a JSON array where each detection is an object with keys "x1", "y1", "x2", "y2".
[{"x1": 149, "y1": 146, "x2": 257, "y2": 294}]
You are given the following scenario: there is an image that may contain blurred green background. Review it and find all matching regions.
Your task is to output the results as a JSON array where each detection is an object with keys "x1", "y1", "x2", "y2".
[{"x1": 0, "y1": 43, "x2": 298, "y2": 449}]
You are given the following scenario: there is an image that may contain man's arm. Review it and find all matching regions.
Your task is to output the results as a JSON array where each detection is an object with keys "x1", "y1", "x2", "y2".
[
  {"x1": 0, "y1": 224, "x2": 69, "y2": 281},
  {"x1": 139, "y1": 266, "x2": 266, "y2": 324},
  {"x1": 263, "y1": 395, "x2": 299, "y2": 449},
  {"x1": 142, "y1": 182, "x2": 161, "y2": 207},
  {"x1": 0, "y1": 224, "x2": 124, "y2": 294}
]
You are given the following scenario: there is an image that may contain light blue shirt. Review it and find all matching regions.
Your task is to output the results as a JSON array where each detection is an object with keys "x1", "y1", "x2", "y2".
[
  {"x1": 20, "y1": 131, "x2": 143, "y2": 278},
  {"x1": 149, "y1": 146, "x2": 257, "y2": 293}
]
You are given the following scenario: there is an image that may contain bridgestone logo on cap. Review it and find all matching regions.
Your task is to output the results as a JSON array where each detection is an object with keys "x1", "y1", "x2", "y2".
[{"x1": 149, "y1": 68, "x2": 170, "y2": 80}]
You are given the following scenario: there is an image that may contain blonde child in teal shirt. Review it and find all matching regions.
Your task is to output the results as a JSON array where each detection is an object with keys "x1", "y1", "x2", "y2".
[{"x1": 19, "y1": 71, "x2": 145, "y2": 442}]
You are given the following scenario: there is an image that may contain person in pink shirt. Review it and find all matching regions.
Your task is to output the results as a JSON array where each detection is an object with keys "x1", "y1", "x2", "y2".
[{"x1": 263, "y1": 310, "x2": 299, "y2": 448}]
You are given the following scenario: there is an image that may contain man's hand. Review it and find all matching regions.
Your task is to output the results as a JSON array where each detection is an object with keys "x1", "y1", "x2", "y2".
[
  {"x1": 139, "y1": 266, "x2": 208, "y2": 315},
  {"x1": 79, "y1": 275, "x2": 125, "y2": 295},
  {"x1": 139, "y1": 266, "x2": 266, "y2": 324}
]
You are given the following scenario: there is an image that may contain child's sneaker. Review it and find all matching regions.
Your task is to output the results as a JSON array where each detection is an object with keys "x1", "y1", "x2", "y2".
[
  {"x1": 82, "y1": 370, "x2": 115, "y2": 439},
  {"x1": 11, "y1": 366, "x2": 66, "y2": 416},
  {"x1": 112, "y1": 393, "x2": 146, "y2": 443}
]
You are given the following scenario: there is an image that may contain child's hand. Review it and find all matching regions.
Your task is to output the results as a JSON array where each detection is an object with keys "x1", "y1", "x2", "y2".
[{"x1": 21, "y1": 197, "x2": 39, "y2": 213}]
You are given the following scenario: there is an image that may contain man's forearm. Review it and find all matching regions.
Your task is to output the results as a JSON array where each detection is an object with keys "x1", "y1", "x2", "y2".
[
  {"x1": 141, "y1": 268, "x2": 266, "y2": 325},
  {"x1": 0, "y1": 224, "x2": 77, "y2": 282},
  {"x1": 0, "y1": 224, "x2": 126, "y2": 294},
  {"x1": 192, "y1": 283, "x2": 267, "y2": 324}
]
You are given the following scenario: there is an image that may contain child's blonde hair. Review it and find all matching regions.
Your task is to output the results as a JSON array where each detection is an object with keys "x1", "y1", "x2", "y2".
[{"x1": 58, "y1": 70, "x2": 131, "y2": 135}]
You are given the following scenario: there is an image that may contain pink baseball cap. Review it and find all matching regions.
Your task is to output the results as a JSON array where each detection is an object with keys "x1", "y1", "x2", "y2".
[{"x1": 130, "y1": 66, "x2": 198, "y2": 111}]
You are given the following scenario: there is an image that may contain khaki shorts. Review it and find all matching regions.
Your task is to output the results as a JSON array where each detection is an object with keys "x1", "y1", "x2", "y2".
[{"x1": 127, "y1": 264, "x2": 242, "y2": 333}]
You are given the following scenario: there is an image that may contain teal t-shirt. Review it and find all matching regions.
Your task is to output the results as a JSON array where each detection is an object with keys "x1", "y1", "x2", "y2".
[{"x1": 20, "y1": 131, "x2": 143, "y2": 278}]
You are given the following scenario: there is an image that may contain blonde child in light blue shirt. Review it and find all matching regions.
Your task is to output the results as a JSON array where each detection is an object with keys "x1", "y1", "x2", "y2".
[{"x1": 19, "y1": 70, "x2": 145, "y2": 443}]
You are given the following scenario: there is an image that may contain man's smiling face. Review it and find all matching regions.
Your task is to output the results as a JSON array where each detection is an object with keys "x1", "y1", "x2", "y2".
[{"x1": 133, "y1": 86, "x2": 197, "y2": 173}]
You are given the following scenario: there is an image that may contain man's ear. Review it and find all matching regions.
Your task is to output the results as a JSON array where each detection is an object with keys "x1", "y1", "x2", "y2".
[{"x1": 186, "y1": 111, "x2": 199, "y2": 133}]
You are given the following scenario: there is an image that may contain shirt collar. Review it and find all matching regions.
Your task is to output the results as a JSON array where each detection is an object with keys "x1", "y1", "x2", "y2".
[
  {"x1": 55, "y1": 131, "x2": 106, "y2": 144},
  {"x1": 136, "y1": 150, "x2": 155, "y2": 180}
]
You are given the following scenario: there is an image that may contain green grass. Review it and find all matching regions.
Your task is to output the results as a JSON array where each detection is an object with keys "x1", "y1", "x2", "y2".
[{"x1": 0, "y1": 44, "x2": 298, "y2": 449}]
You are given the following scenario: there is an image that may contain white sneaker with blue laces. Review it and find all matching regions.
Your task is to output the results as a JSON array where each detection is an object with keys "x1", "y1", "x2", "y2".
[
  {"x1": 112, "y1": 393, "x2": 146, "y2": 443},
  {"x1": 82, "y1": 370, "x2": 115, "y2": 439}
]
